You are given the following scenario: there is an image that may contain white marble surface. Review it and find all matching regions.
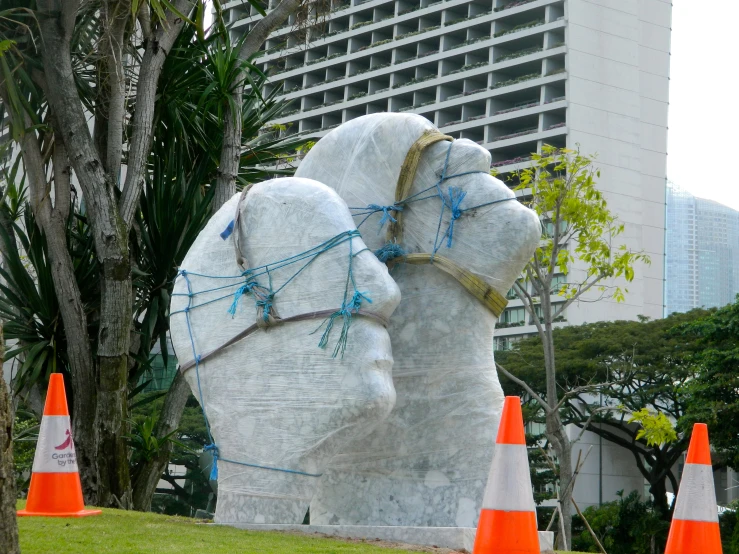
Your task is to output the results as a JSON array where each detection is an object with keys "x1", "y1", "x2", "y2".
[
  {"x1": 169, "y1": 178, "x2": 400, "y2": 524},
  {"x1": 296, "y1": 114, "x2": 541, "y2": 527}
]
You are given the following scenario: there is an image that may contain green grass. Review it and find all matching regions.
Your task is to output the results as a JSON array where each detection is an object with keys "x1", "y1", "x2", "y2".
[
  {"x1": 16, "y1": 502, "x2": 415, "y2": 554},
  {"x1": 16, "y1": 501, "x2": 591, "y2": 554}
]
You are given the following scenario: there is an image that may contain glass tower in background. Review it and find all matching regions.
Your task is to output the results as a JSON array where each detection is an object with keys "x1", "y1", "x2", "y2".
[{"x1": 665, "y1": 182, "x2": 739, "y2": 315}]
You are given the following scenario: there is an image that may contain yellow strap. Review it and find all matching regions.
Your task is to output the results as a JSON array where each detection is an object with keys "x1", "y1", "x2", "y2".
[
  {"x1": 389, "y1": 253, "x2": 509, "y2": 318},
  {"x1": 386, "y1": 130, "x2": 453, "y2": 244},
  {"x1": 383, "y1": 130, "x2": 508, "y2": 318}
]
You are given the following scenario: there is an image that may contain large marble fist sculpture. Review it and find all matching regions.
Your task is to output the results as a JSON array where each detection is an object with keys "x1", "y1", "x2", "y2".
[
  {"x1": 170, "y1": 178, "x2": 400, "y2": 524},
  {"x1": 295, "y1": 114, "x2": 541, "y2": 527}
]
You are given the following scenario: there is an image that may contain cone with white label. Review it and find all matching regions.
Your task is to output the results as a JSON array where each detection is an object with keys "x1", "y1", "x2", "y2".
[
  {"x1": 664, "y1": 423, "x2": 721, "y2": 554},
  {"x1": 473, "y1": 396, "x2": 539, "y2": 554},
  {"x1": 17, "y1": 373, "x2": 101, "y2": 517}
]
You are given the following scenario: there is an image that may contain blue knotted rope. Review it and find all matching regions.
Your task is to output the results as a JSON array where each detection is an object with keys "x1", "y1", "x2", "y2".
[
  {"x1": 176, "y1": 228, "x2": 373, "y2": 481},
  {"x1": 255, "y1": 291, "x2": 275, "y2": 323},
  {"x1": 315, "y1": 289, "x2": 372, "y2": 358},
  {"x1": 347, "y1": 203, "x2": 404, "y2": 231},
  {"x1": 227, "y1": 278, "x2": 257, "y2": 316},
  {"x1": 347, "y1": 139, "x2": 519, "y2": 257},
  {"x1": 312, "y1": 234, "x2": 372, "y2": 357},
  {"x1": 375, "y1": 242, "x2": 407, "y2": 263},
  {"x1": 204, "y1": 443, "x2": 219, "y2": 480},
  {"x1": 445, "y1": 186, "x2": 467, "y2": 248}
]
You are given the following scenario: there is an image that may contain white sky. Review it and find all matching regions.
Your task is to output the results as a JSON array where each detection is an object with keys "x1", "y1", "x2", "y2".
[
  {"x1": 206, "y1": 3, "x2": 737, "y2": 209},
  {"x1": 668, "y1": 2, "x2": 739, "y2": 209}
]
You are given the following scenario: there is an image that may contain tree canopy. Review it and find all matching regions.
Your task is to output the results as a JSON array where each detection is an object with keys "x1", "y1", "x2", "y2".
[
  {"x1": 497, "y1": 145, "x2": 649, "y2": 547},
  {"x1": 679, "y1": 299, "x2": 739, "y2": 470},
  {"x1": 497, "y1": 309, "x2": 710, "y2": 519}
]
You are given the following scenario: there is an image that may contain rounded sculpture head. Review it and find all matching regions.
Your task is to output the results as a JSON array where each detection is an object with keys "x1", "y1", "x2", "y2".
[
  {"x1": 169, "y1": 177, "x2": 400, "y2": 524},
  {"x1": 295, "y1": 113, "x2": 540, "y2": 296},
  {"x1": 294, "y1": 114, "x2": 543, "y2": 528}
]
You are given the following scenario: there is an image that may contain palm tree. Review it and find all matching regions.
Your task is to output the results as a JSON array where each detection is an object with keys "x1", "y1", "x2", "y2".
[{"x1": 0, "y1": 3, "x2": 310, "y2": 509}]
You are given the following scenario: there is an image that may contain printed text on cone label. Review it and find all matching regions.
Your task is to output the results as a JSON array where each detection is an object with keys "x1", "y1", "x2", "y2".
[{"x1": 32, "y1": 416, "x2": 78, "y2": 473}]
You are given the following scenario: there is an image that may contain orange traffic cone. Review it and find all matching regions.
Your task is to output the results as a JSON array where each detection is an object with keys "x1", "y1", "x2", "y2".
[
  {"x1": 473, "y1": 396, "x2": 539, "y2": 554},
  {"x1": 17, "y1": 374, "x2": 101, "y2": 517},
  {"x1": 664, "y1": 423, "x2": 721, "y2": 554}
]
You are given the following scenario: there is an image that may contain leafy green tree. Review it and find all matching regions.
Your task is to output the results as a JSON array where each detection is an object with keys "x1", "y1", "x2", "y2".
[
  {"x1": 680, "y1": 299, "x2": 739, "y2": 469},
  {"x1": 495, "y1": 145, "x2": 650, "y2": 548},
  {"x1": 498, "y1": 310, "x2": 708, "y2": 521},
  {"x1": 0, "y1": 2, "x2": 309, "y2": 508}
]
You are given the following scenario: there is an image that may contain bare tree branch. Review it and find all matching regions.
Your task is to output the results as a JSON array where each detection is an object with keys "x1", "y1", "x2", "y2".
[
  {"x1": 99, "y1": 0, "x2": 132, "y2": 180},
  {"x1": 496, "y1": 362, "x2": 552, "y2": 415},
  {"x1": 0, "y1": 79, "x2": 100, "y2": 499},
  {"x1": 137, "y1": 2, "x2": 153, "y2": 41},
  {"x1": 213, "y1": 0, "x2": 304, "y2": 209},
  {"x1": 132, "y1": 371, "x2": 191, "y2": 510},
  {"x1": 515, "y1": 272, "x2": 545, "y2": 336},
  {"x1": 555, "y1": 379, "x2": 625, "y2": 411},
  {"x1": 553, "y1": 273, "x2": 605, "y2": 318},
  {"x1": 119, "y1": 0, "x2": 195, "y2": 226},
  {"x1": 571, "y1": 406, "x2": 612, "y2": 445}
]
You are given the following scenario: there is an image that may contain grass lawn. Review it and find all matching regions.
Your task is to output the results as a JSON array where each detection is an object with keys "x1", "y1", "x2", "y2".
[
  {"x1": 16, "y1": 503, "x2": 416, "y2": 554},
  {"x1": 16, "y1": 501, "x2": 588, "y2": 554}
]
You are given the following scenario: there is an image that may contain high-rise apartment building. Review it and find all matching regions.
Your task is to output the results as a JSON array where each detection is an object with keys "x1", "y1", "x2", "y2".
[
  {"x1": 225, "y1": 0, "x2": 671, "y2": 510},
  {"x1": 665, "y1": 182, "x2": 739, "y2": 315},
  {"x1": 226, "y1": 0, "x2": 670, "y2": 345}
]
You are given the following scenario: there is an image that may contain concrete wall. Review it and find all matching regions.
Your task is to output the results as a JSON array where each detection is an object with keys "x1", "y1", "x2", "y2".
[
  {"x1": 569, "y1": 427, "x2": 646, "y2": 510},
  {"x1": 566, "y1": 0, "x2": 670, "y2": 324}
]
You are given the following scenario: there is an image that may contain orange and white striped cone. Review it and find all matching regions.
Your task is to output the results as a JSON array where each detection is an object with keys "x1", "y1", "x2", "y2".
[
  {"x1": 473, "y1": 396, "x2": 539, "y2": 554},
  {"x1": 17, "y1": 374, "x2": 101, "y2": 517},
  {"x1": 664, "y1": 423, "x2": 721, "y2": 554}
]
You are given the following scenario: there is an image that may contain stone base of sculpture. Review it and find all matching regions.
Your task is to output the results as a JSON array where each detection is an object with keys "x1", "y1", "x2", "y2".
[{"x1": 222, "y1": 523, "x2": 555, "y2": 553}]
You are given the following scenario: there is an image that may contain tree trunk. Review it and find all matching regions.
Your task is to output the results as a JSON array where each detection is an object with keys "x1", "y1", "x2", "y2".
[
  {"x1": 96, "y1": 256, "x2": 133, "y2": 509},
  {"x1": 43, "y1": 222, "x2": 100, "y2": 501},
  {"x1": 2, "y1": 85, "x2": 102, "y2": 502},
  {"x1": 540, "y1": 296, "x2": 574, "y2": 550},
  {"x1": 131, "y1": 371, "x2": 190, "y2": 511},
  {"x1": 213, "y1": 0, "x2": 303, "y2": 208},
  {"x1": 37, "y1": 0, "x2": 132, "y2": 508},
  {"x1": 0, "y1": 323, "x2": 21, "y2": 554},
  {"x1": 650, "y1": 474, "x2": 671, "y2": 522},
  {"x1": 552, "y1": 420, "x2": 573, "y2": 549}
]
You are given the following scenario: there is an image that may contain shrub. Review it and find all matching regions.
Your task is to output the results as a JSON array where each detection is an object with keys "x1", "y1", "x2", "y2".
[
  {"x1": 720, "y1": 504, "x2": 739, "y2": 554},
  {"x1": 571, "y1": 491, "x2": 669, "y2": 554}
]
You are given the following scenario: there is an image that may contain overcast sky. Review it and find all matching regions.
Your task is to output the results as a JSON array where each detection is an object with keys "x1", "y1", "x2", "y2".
[{"x1": 668, "y1": 2, "x2": 739, "y2": 209}]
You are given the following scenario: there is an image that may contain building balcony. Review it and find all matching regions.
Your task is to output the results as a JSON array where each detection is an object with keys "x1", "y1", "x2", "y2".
[{"x1": 250, "y1": 3, "x2": 564, "y2": 69}]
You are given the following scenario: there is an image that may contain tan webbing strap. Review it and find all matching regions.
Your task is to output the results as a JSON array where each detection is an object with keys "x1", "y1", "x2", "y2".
[
  {"x1": 386, "y1": 130, "x2": 453, "y2": 244},
  {"x1": 178, "y1": 309, "x2": 389, "y2": 373},
  {"x1": 232, "y1": 183, "x2": 255, "y2": 272},
  {"x1": 230, "y1": 183, "x2": 282, "y2": 326},
  {"x1": 384, "y1": 131, "x2": 509, "y2": 318},
  {"x1": 389, "y1": 253, "x2": 509, "y2": 318}
]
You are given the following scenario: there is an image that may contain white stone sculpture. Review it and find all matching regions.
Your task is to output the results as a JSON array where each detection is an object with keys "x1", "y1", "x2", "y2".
[
  {"x1": 169, "y1": 178, "x2": 401, "y2": 524},
  {"x1": 295, "y1": 113, "x2": 541, "y2": 527}
]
